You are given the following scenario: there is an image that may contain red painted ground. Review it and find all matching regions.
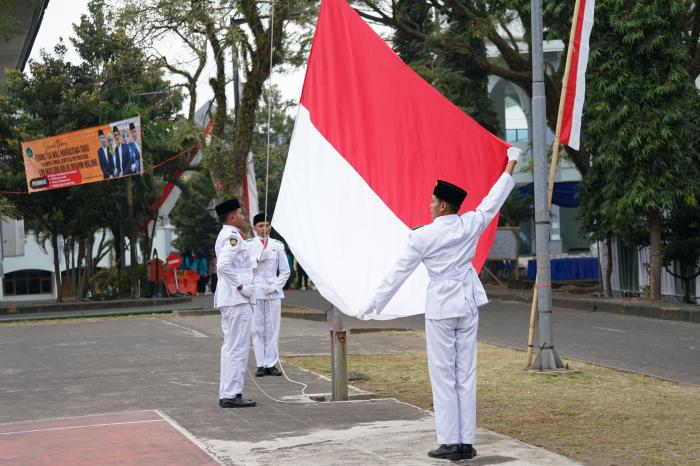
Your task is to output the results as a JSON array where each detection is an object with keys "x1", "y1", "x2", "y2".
[{"x1": 0, "y1": 410, "x2": 217, "y2": 465}]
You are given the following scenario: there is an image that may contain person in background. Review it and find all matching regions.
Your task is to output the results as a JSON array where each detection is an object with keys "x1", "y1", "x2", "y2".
[
  {"x1": 195, "y1": 248, "x2": 208, "y2": 294},
  {"x1": 209, "y1": 249, "x2": 218, "y2": 293},
  {"x1": 295, "y1": 259, "x2": 308, "y2": 290},
  {"x1": 283, "y1": 244, "x2": 294, "y2": 291},
  {"x1": 179, "y1": 246, "x2": 195, "y2": 271}
]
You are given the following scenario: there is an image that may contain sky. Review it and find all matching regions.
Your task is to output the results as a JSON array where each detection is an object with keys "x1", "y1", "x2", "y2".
[{"x1": 28, "y1": 0, "x2": 307, "y2": 114}]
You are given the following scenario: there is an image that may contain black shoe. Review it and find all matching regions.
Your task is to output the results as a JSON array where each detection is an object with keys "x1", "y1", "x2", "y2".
[
  {"x1": 255, "y1": 367, "x2": 266, "y2": 377},
  {"x1": 265, "y1": 366, "x2": 282, "y2": 376},
  {"x1": 427, "y1": 444, "x2": 462, "y2": 460},
  {"x1": 219, "y1": 394, "x2": 256, "y2": 408},
  {"x1": 460, "y1": 444, "x2": 477, "y2": 459}
]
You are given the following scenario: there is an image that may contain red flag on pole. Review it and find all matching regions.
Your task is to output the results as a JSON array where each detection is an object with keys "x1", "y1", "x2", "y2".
[
  {"x1": 560, "y1": 0, "x2": 596, "y2": 150},
  {"x1": 274, "y1": 0, "x2": 512, "y2": 318}
]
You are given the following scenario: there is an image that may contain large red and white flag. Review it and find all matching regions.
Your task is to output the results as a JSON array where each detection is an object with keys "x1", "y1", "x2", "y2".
[
  {"x1": 560, "y1": 0, "x2": 595, "y2": 150},
  {"x1": 273, "y1": 0, "x2": 511, "y2": 318}
]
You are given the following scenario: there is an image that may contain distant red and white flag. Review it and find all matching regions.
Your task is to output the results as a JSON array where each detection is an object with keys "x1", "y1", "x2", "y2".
[
  {"x1": 560, "y1": 0, "x2": 595, "y2": 150},
  {"x1": 273, "y1": 0, "x2": 511, "y2": 318},
  {"x1": 244, "y1": 152, "x2": 259, "y2": 220}
]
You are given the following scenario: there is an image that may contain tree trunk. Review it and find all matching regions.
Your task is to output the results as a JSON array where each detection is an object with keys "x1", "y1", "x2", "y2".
[
  {"x1": 648, "y1": 209, "x2": 662, "y2": 301},
  {"x1": 605, "y1": 236, "x2": 613, "y2": 298},
  {"x1": 77, "y1": 238, "x2": 86, "y2": 300},
  {"x1": 127, "y1": 178, "x2": 137, "y2": 298},
  {"x1": 63, "y1": 241, "x2": 71, "y2": 299},
  {"x1": 51, "y1": 232, "x2": 63, "y2": 303}
]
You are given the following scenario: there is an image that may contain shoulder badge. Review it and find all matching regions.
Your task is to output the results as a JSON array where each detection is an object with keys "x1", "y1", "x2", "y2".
[{"x1": 229, "y1": 236, "x2": 238, "y2": 247}]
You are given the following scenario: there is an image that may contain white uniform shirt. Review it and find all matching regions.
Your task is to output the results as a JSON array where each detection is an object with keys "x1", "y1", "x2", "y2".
[
  {"x1": 247, "y1": 236, "x2": 291, "y2": 300},
  {"x1": 374, "y1": 173, "x2": 515, "y2": 320},
  {"x1": 213, "y1": 224, "x2": 255, "y2": 308}
]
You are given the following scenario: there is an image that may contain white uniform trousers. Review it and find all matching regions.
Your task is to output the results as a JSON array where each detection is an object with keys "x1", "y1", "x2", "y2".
[
  {"x1": 425, "y1": 309, "x2": 479, "y2": 445},
  {"x1": 219, "y1": 303, "x2": 253, "y2": 398},
  {"x1": 252, "y1": 298, "x2": 282, "y2": 368}
]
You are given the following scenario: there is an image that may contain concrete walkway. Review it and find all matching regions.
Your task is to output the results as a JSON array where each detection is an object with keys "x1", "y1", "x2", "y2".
[{"x1": 0, "y1": 312, "x2": 582, "y2": 465}]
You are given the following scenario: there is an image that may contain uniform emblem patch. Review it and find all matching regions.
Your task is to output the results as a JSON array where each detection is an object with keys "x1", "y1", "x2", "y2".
[{"x1": 229, "y1": 236, "x2": 238, "y2": 247}]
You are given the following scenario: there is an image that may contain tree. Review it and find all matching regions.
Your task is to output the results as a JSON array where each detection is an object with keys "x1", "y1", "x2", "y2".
[
  {"x1": 392, "y1": 0, "x2": 500, "y2": 133},
  {"x1": 250, "y1": 86, "x2": 295, "y2": 218},
  {"x1": 581, "y1": 0, "x2": 700, "y2": 301},
  {"x1": 0, "y1": 0, "x2": 41, "y2": 42},
  {"x1": 120, "y1": 0, "x2": 317, "y2": 214},
  {"x1": 354, "y1": 0, "x2": 589, "y2": 173},
  {"x1": 170, "y1": 170, "x2": 220, "y2": 252},
  {"x1": 0, "y1": 0, "x2": 185, "y2": 301},
  {"x1": 663, "y1": 201, "x2": 700, "y2": 303}
]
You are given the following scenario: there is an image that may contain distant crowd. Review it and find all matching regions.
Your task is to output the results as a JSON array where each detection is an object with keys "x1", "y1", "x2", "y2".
[{"x1": 177, "y1": 243, "x2": 310, "y2": 295}]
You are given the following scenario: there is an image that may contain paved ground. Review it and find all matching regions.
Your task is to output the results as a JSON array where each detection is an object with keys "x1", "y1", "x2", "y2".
[
  {"x1": 0, "y1": 300, "x2": 202, "y2": 323},
  {"x1": 278, "y1": 290, "x2": 700, "y2": 385},
  {"x1": 0, "y1": 313, "x2": 581, "y2": 465}
]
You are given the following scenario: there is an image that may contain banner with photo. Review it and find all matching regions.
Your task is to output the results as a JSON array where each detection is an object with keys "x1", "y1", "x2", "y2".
[{"x1": 21, "y1": 116, "x2": 142, "y2": 193}]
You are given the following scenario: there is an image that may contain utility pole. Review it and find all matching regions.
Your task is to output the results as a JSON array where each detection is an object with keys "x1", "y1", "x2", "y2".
[{"x1": 530, "y1": 0, "x2": 564, "y2": 371}]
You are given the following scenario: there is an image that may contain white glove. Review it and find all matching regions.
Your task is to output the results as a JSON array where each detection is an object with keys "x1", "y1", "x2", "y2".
[
  {"x1": 507, "y1": 147, "x2": 521, "y2": 163},
  {"x1": 239, "y1": 284, "x2": 256, "y2": 298},
  {"x1": 263, "y1": 285, "x2": 276, "y2": 295}
]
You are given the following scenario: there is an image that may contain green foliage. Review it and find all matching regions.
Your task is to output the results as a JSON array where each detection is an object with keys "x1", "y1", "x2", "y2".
[
  {"x1": 581, "y1": 0, "x2": 699, "y2": 237},
  {"x1": 251, "y1": 87, "x2": 295, "y2": 219},
  {"x1": 169, "y1": 170, "x2": 220, "y2": 253},
  {"x1": 0, "y1": 0, "x2": 42, "y2": 42},
  {"x1": 0, "y1": 0, "x2": 185, "y2": 300},
  {"x1": 578, "y1": 0, "x2": 700, "y2": 300},
  {"x1": 392, "y1": 0, "x2": 500, "y2": 133}
]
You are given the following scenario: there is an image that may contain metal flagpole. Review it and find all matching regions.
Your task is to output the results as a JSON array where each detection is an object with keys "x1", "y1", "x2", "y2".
[
  {"x1": 527, "y1": 0, "x2": 583, "y2": 368},
  {"x1": 530, "y1": 0, "x2": 565, "y2": 371},
  {"x1": 330, "y1": 307, "x2": 348, "y2": 400}
]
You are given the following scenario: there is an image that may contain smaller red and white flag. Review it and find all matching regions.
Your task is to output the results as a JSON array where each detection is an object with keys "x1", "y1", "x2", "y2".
[
  {"x1": 560, "y1": 0, "x2": 595, "y2": 151},
  {"x1": 243, "y1": 152, "x2": 259, "y2": 220}
]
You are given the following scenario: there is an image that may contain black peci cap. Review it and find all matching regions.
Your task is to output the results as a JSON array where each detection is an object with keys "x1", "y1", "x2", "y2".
[
  {"x1": 253, "y1": 212, "x2": 268, "y2": 225},
  {"x1": 215, "y1": 199, "x2": 241, "y2": 216},
  {"x1": 433, "y1": 180, "x2": 467, "y2": 208}
]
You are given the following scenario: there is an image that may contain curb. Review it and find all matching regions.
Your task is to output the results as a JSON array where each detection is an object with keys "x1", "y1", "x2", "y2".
[
  {"x1": 0, "y1": 296, "x2": 193, "y2": 317},
  {"x1": 0, "y1": 306, "x2": 203, "y2": 324},
  {"x1": 486, "y1": 288, "x2": 700, "y2": 324},
  {"x1": 282, "y1": 305, "x2": 328, "y2": 322}
]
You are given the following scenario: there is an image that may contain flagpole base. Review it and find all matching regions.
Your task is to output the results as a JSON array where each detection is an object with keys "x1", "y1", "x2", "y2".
[{"x1": 531, "y1": 347, "x2": 566, "y2": 371}]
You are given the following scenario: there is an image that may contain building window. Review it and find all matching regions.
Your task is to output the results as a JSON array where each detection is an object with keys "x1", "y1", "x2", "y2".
[{"x1": 3, "y1": 270, "x2": 52, "y2": 296}]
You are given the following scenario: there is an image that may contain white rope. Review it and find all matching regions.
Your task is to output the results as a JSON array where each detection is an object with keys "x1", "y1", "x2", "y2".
[{"x1": 245, "y1": 0, "x2": 315, "y2": 405}]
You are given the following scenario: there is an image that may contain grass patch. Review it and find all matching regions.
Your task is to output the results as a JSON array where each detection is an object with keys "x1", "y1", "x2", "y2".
[{"x1": 284, "y1": 342, "x2": 700, "y2": 466}]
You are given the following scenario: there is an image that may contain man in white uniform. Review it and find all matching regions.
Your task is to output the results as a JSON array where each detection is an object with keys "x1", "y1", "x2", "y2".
[
  {"x1": 214, "y1": 199, "x2": 257, "y2": 408},
  {"x1": 247, "y1": 213, "x2": 291, "y2": 377},
  {"x1": 364, "y1": 148, "x2": 520, "y2": 460}
]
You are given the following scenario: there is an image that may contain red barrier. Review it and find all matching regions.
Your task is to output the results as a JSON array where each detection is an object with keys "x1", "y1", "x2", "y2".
[{"x1": 164, "y1": 269, "x2": 198, "y2": 295}]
